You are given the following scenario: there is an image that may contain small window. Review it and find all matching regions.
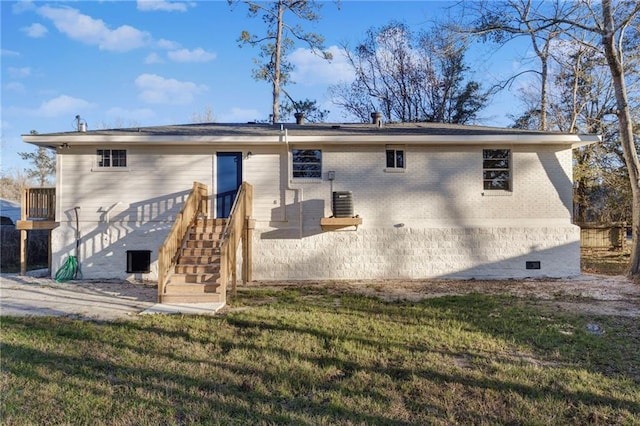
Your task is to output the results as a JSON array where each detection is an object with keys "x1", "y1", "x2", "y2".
[
  {"x1": 292, "y1": 149, "x2": 321, "y2": 179},
  {"x1": 483, "y1": 149, "x2": 511, "y2": 191},
  {"x1": 386, "y1": 147, "x2": 405, "y2": 169},
  {"x1": 97, "y1": 149, "x2": 127, "y2": 168}
]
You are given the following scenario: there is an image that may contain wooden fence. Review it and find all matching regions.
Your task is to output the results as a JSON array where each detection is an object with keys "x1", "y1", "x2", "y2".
[{"x1": 578, "y1": 222, "x2": 627, "y2": 250}]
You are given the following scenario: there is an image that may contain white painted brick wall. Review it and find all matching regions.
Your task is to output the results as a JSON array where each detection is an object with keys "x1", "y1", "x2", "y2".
[
  {"x1": 51, "y1": 221, "x2": 169, "y2": 280},
  {"x1": 251, "y1": 226, "x2": 581, "y2": 280},
  {"x1": 51, "y1": 143, "x2": 580, "y2": 281},
  {"x1": 249, "y1": 143, "x2": 580, "y2": 280}
]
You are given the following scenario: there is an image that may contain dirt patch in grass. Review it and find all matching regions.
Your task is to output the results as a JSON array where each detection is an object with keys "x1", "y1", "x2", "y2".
[{"x1": 239, "y1": 274, "x2": 640, "y2": 318}]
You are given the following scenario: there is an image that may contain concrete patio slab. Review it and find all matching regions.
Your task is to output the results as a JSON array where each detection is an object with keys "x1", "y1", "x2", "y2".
[{"x1": 140, "y1": 302, "x2": 225, "y2": 316}]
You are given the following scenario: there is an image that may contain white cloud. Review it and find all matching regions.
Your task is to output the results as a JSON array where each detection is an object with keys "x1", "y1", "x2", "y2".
[
  {"x1": 1, "y1": 49, "x2": 20, "y2": 57},
  {"x1": 137, "y1": 1, "x2": 194, "y2": 12},
  {"x1": 21, "y1": 23, "x2": 48, "y2": 38},
  {"x1": 37, "y1": 5, "x2": 151, "y2": 52},
  {"x1": 31, "y1": 95, "x2": 96, "y2": 118},
  {"x1": 167, "y1": 48, "x2": 216, "y2": 63},
  {"x1": 5, "y1": 82, "x2": 26, "y2": 93},
  {"x1": 13, "y1": 0, "x2": 35, "y2": 14},
  {"x1": 135, "y1": 73, "x2": 208, "y2": 105},
  {"x1": 145, "y1": 52, "x2": 164, "y2": 64},
  {"x1": 106, "y1": 107, "x2": 156, "y2": 122},
  {"x1": 289, "y1": 45, "x2": 355, "y2": 86},
  {"x1": 157, "y1": 38, "x2": 180, "y2": 50},
  {"x1": 8, "y1": 67, "x2": 31, "y2": 79}
]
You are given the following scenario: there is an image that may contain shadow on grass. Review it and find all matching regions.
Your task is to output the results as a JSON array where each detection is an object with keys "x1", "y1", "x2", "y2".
[{"x1": 1, "y1": 290, "x2": 639, "y2": 424}]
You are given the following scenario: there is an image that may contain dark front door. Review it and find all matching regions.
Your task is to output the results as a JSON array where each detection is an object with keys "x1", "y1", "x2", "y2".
[{"x1": 216, "y1": 152, "x2": 242, "y2": 218}]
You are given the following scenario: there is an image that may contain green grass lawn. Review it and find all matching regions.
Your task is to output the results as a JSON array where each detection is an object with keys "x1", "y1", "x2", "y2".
[{"x1": 2, "y1": 287, "x2": 639, "y2": 425}]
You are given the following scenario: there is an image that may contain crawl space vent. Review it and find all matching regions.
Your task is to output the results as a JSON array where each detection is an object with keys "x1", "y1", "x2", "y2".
[
  {"x1": 525, "y1": 261, "x2": 541, "y2": 270},
  {"x1": 127, "y1": 250, "x2": 151, "y2": 273}
]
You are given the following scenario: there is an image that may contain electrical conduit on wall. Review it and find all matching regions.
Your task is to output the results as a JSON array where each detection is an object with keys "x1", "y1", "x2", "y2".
[{"x1": 282, "y1": 127, "x2": 303, "y2": 238}]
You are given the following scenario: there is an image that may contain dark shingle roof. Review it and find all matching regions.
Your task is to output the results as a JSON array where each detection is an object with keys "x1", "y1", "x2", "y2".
[{"x1": 30, "y1": 121, "x2": 572, "y2": 138}]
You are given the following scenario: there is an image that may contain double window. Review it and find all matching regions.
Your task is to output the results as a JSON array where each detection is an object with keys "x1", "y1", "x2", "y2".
[
  {"x1": 386, "y1": 146, "x2": 405, "y2": 169},
  {"x1": 292, "y1": 149, "x2": 322, "y2": 179},
  {"x1": 483, "y1": 149, "x2": 511, "y2": 191},
  {"x1": 97, "y1": 149, "x2": 127, "y2": 168}
]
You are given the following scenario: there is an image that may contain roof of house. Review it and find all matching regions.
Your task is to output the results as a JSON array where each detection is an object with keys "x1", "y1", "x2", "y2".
[{"x1": 23, "y1": 121, "x2": 600, "y2": 148}]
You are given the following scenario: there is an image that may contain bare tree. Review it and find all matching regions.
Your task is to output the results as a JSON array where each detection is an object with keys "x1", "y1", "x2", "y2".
[
  {"x1": 191, "y1": 105, "x2": 216, "y2": 123},
  {"x1": 331, "y1": 22, "x2": 487, "y2": 124},
  {"x1": 230, "y1": 0, "x2": 336, "y2": 123},
  {"x1": 465, "y1": 0, "x2": 640, "y2": 276},
  {"x1": 279, "y1": 98, "x2": 329, "y2": 123},
  {"x1": 597, "y1": 0, "x2": 640, "y2": 275},
  {"x1": 18, "y1": 147, "x2": 55, "y2": 187},
  {"x1": 461, "y1": 0, "x2": 576, "y2": 130},
  {"x1": 0, "y1": 169, "x2": 33, "y2": 201}
]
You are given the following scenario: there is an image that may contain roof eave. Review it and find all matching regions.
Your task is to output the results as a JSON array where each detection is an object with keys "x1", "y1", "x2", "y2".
[{"x1": 22, "y1": 133, "x2": 601, "y2": 147}]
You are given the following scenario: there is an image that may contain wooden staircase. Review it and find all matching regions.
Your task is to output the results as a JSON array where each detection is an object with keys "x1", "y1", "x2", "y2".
[{"x1": 161, "y1": 219, "x2": 226, "y2": 303}]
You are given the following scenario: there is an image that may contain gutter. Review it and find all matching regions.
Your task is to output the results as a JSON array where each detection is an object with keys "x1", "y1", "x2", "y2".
[{"x1": 22, "y1": 133, "x2": 601, "y2": 148}]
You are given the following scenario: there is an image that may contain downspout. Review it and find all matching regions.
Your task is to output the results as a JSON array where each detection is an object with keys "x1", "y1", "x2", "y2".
[{"x1": 282, "y1": 127, "x2": 303, "y2": 238}]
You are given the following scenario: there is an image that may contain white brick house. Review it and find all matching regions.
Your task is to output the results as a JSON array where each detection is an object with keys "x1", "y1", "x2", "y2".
[{"x1": 22, "y1": 121, "x2": 599, "y2": 283}]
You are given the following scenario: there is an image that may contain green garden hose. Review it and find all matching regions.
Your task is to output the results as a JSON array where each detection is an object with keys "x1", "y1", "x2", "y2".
[
  {"x1": 54, "y1": 255, "x2": 78, "y2": 283},
  {"x1": 55, "y1": 206, "x2": 82, "y2": 283}
]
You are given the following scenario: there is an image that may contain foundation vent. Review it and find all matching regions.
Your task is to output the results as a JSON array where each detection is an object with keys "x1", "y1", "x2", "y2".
[
  {"x1": 127, "y1": 250, "x2": 152, "y2": 273},
  {"x1": 525, "y1": 261, "x2": 541, "y2": 270}
]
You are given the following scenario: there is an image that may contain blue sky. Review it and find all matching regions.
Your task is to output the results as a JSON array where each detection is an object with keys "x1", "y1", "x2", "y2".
[{"x1": 1, "y1": 0, "x2": 529, "y2": 173}]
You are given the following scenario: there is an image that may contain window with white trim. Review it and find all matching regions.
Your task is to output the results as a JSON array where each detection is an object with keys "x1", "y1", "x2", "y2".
[
  {"x1": 292, "y1": 149, "x2": 322, "y2": 179},
  {"x1": 385, "y1": 146, "x2": 405, "y2": 169},
  {"x1": 97, "y1": 149, "x2": 127, "y2": 168},
  {"x1": 483, "y1": 149, "x2": 511, "y2": 190}
]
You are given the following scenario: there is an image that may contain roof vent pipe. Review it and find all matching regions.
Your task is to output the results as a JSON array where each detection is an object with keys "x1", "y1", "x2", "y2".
[
  {"x1": 371, "y1": 112, "x2": 382, "y2": 126},
  {"x1": 294, "y1": 112, "x2": 304, "y2": 125},
  {"x1": 75, "y1": 115, "x2": 87, "y2": 132}
]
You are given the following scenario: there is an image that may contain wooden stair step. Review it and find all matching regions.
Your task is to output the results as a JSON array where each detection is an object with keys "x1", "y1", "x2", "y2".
[
  {"x1": 174, "y1": 264, "x2": 220, "y2": 274},
  {"x1": 189, "y1": 232, "x2": 224, "y2": 240},
  {"x1": 160, "y1": 293, "x2": 224, "y2": 304},
  {"x1": 159, "y1": 216, "x2": 228, "y2": 305},
  {"x1": 177, "y1": 255, "x2": 221, "y2": 265},
  {"x1": 181, "y1": 248, "x2": 220, "y2": 256},
  {"x1": 193, "y1": 219, "x2": 226, "y2": 230},
  {"x1": 165, "y1": 282, "x2": 221, "y2": 293},
  {"x1": 186, "y1": 240, "x2": 223, "y2": 248},
  {"x1": 169, "y1": 273, "x2": 221, "y2": 284}
]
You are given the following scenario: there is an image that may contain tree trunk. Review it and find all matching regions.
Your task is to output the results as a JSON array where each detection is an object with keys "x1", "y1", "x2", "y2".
[
  {"x1": 272, "y1": 0, "x2": 284, "y2": 124},
  {"x1": 601, "y1": 0, "x2": 640, "y2": 276},
  {"x1": 539, "y1": 56, "x2": 548, "y2": 131}
]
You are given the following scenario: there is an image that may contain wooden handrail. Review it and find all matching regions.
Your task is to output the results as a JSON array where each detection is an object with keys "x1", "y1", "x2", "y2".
[
  {"x1": 219, "y1": 182, "x2": 253, "y2": 297},
  {"x1": 157, "y1": 182, "x2": 208, "y2": 301},
  {"x1": 21, "y1": 187, "x2": 55, "y2": 220}
]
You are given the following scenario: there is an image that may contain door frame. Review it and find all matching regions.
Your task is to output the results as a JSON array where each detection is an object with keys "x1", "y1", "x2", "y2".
[{"x1": 215, "y1": 152, "x2": 243, "y2": 218}]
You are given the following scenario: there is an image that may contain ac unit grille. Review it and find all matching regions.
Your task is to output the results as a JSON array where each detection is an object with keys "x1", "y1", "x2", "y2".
[{"x1": 332, "y1": 191, "x2": 353, "y2": 218}]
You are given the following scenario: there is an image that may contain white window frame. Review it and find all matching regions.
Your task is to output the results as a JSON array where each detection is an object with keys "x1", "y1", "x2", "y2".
[
  {"x1": 291, "y1": 148, "x2": 322, "y2": 181},
  {"x1": 482, "y1": 148, "x2": 511, "y2": 193},
  {"x1": 385, "y1": 145, "x2": 406, "y2": 173},
  {"x1": 93, "y1": 149, "x2": 129, "y2": 172}
]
